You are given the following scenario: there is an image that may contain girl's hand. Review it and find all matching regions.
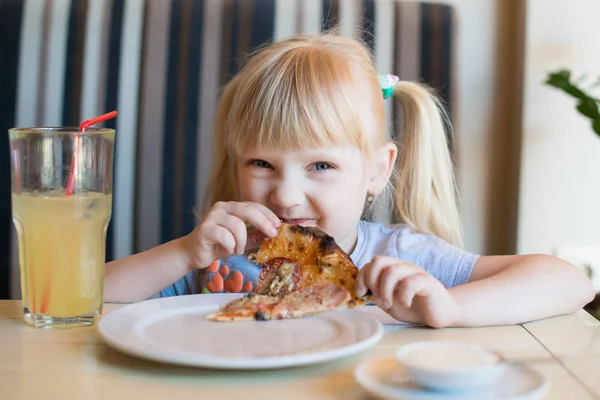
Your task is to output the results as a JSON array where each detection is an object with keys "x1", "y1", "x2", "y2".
[
  {"x1": 182, "y1": 201, "x2": 281, "y2": 270},
  {"x1": 355, "y1": 256, "x2": 460, "y2": 328}
]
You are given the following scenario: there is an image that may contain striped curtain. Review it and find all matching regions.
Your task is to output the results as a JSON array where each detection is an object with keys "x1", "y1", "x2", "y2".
[{"x1": 0, "y1": 0, "x2": 455, "y2": 299}]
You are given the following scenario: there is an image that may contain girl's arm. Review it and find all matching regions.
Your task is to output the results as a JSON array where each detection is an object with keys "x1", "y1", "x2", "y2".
[
  {"x1": 103, "y1": 202, "x2": 280, "y2": 303},
  {"x1": 450, "y1": 254, "x2": 596, "y2": 326},
  {"x1": 104, "y1": 238, "x2": 191, "y2": 303}
]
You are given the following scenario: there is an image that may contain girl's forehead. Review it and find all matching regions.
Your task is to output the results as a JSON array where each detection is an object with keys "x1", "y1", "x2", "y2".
[{"x1": 241, "y1": 145, "x2": 364, "y2": 159}]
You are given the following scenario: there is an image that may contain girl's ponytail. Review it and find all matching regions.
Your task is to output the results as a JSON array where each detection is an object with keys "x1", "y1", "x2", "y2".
[{"x1": 391, "y1": 81, "x2": 463, "y2": 247}]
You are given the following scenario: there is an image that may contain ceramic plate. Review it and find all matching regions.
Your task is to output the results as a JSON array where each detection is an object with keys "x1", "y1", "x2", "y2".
[
  {"x1": 98, "y1": 294, "x2": 383, "y2": 370},
  {"x1": 354, "y1": 357, "x2": 549, "y2": 400}
]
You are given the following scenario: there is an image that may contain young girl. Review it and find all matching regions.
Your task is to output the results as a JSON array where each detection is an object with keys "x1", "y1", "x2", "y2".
[{"x1": 105, "y1": 33, "x2": 594, "y2": 328}]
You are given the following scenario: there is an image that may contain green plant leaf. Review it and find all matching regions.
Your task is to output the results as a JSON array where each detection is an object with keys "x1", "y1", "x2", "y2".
[
  {"x1": 577, "y1": 98, "x2": 600, "y2": 119},
  {"x1": 546, "y1": 70, "x2": 588, "y2": 98},
  {"x1": 593, "y1": 119, "x2": 600, "y2": 137},
  {"x1": 546, "y1": 69, "x2": 600, "y2": 138}
]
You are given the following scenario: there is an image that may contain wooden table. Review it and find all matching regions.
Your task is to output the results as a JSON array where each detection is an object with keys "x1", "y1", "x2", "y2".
[{"x1": 1, "y1": 300, "x2": 598, "y2": 399}]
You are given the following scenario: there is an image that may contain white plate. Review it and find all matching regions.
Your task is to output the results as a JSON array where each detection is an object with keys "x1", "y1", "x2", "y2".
[
  {"x1": 97, "y1": 294, "x2": 383, "y2": 370},
  {"x1": 354, "y1": 357, "x2": 549, "y2": 400}
]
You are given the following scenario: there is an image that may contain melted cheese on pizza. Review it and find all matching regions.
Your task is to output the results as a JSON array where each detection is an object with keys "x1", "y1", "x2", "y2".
[
  {"x1": 250, "y1": 224, "x2": 319, "y2": 266},
  {"x1": 249, "y1": 223, "x2": 364, "y2": 306}
]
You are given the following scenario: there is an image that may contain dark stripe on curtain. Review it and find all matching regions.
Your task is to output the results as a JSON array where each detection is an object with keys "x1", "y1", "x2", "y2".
[
  {"x1": 0, "y1": 0, "x2": 24, "y2": 299},
  {"x1": 228, "y1": 0, "x2": 240, "y2": 78},
  {"x1": 181, "y1": 0, "x2": 204, "y2": 236},
  {"x1": 250, "y1": 0, "x2": 275, "y2": 53},
  {"x1": 104, "y1": 0, "x2": 125, "y2": 262},
  {"x1": 220, "y1": 0, "x2": 235, "y2": 87},
  {"x1": 161, "y1": 0, "x2": 184, "y2": 243},
  {"x1": 171, "y1": 0, "x2": 192, "y2": 239},
  {"x1": 439, "y1": 6, "x2": 453, "y2": 122},
  {"x1": 423, "y1": 5, "x2": 441, "y2": 90},
  {"x1": 439, "y1": 5, "x2": 454, "y2": 150},
  {"x1": 420, "y1": 3, "x2": 453, "y2": 148},
  {"x1": 37, "y1": 5, "x2": 52, "y2": 124},
  {"x1": 361, "y1": 0, "x2": 376, "y2": 52},
  {"x1": 392, "y1": 1, "x2": 403, "y2": 143},
  {"x1": 62, "y1": 0, "x2": 88, "y2": 126},
  {"x1": 321, "y1": 0, "x2": 339, "y2": 32},
  {"x1": 163, "y1": 0, "x2": 204, "y2": 242},
  {"x1": 419, "y1": 3, "x2": 433, "y2": 85},
  {"x1": 236, "y1": 0, "x2": 252, "y2": 72}
]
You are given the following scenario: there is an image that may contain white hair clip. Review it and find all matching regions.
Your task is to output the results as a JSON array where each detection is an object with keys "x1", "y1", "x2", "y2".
[{"x1": 378, "y1": 74, "x2": 399, "y2": 99}]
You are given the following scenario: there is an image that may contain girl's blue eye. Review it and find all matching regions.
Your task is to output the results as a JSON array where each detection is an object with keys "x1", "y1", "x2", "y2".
[
  {"x1": 252, "y1": 160, "x2": 272, "y2": 169},
  {"x1": 313, "y1": 162, "x2": 332, "y2": 171}
]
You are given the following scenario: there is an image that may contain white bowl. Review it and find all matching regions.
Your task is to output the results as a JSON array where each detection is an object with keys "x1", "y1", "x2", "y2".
[{"x1": 395, "y1": 340, "x2": 508, "y2": 392}]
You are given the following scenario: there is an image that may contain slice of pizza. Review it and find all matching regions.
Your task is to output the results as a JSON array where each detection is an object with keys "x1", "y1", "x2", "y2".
[
  {"x1": 206, "y1": 224, "x2": 370, "y2": 322},
  {"x1": 205, "y1": 283, "x2": 351, "y2": 322}
]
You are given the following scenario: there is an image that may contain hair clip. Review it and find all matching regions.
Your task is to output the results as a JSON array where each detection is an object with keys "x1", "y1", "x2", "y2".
[{"x1": 378, "y1": 74, "x2": 399, "y2": 99}]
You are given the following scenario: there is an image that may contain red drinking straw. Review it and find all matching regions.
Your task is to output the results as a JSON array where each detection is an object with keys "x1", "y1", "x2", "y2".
[
  {"x1": 65, "y1": 111, "x2": 118, "y2": 196},
  {"x1": 39, "y1": 111, "x2": 118, "y2": 315}
]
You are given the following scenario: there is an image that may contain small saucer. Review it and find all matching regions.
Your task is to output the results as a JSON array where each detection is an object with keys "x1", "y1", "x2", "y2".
[{"x1": 354, "y1": 357, "x2": 549, "y2": 400}]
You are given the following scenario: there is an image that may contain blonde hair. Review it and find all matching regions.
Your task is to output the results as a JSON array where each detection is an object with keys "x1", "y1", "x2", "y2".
[{"x1": 204, "y1": 33, "x2": 463, "y2": 247}]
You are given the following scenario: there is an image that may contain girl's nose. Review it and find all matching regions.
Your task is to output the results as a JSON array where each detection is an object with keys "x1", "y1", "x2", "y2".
[{"x1": 270, "y1": 179, "x2": 305, "y2": 209}]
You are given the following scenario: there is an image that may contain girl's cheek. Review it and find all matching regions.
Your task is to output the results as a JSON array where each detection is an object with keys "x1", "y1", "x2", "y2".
[{"x1": 242, "y1": 179, "x2": 272, "y2": 201}]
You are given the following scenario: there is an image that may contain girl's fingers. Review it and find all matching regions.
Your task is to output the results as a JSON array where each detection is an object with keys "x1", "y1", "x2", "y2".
[
  {"x1": 244, "y1": 202, "x2": 282, "y2": 229},
  {"x1": 368, "y1": 295, "x2": 386, "y2": 310},
  {"x1": 209, "y1": 225, "x2": 236, "y2": 255},
  {"x1": 379, "y1": 266, "x2": 419, "y2": 308},
  {"x1": 355, "y1": 268, "x2": 368, "y2": 297},
  {"x1": 216, "y1": 202, "x2": 279, "y2": 238},
  {"x1": 361, "y1": 257, "x2": 419, "y2": 299},
  {"x1": 396, "y1": 273, "x2": 434, "y2": 308},
  {"x1": 192, "y1": 202, "x2": 281, "y2": 268},
  {"x1": 214, "y1": 213, "x2": 249, "y2": 255},
  {"x1": 361, "y1": 257, "x2": 397, "y2": 297}
]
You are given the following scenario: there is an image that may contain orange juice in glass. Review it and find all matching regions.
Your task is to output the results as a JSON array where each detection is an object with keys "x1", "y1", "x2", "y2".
[{"x1": 9, "y1": 127, "x2": 115, "y2": 328}]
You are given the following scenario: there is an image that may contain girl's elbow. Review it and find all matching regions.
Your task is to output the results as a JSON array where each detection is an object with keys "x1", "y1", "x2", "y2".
[
  {"x1": 567, "y1": 269, "x2": 596, "y2": 310},
  {"x1": 566, "y1": 260, "x2": 597, "y2": 307},
  {"x1": 580, "y1": 278, "x2": 597, "y2": 307},
  {"x1": 545, "y1": 255, "x2": 596, "y2": 310}
]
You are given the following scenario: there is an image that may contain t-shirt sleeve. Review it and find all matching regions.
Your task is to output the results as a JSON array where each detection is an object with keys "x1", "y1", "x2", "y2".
[
  {"x1": 158, "y1": 255, "x2": 260, "y2": 297},
  {"x1": 159, "y1": 269, "x2": 199, "y2": 297},
  {"x1": 394, "y1": 231, "x2": 479, "y2": 288}
]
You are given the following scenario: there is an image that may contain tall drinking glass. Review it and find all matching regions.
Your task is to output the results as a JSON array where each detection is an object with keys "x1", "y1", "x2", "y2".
[{"x1": 9, "y1": 127, "x2": 115, "y2": 328}]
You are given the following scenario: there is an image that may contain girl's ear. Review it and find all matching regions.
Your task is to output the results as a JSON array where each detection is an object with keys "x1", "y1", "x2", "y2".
[{"x1": 369, "y1": 142, "x2": 397, "y2": 195}]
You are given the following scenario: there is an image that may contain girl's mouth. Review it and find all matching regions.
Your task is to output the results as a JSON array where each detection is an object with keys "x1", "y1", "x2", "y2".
[{"x1": 280, "y1": 218, "x2": 314, "y2": 226}]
